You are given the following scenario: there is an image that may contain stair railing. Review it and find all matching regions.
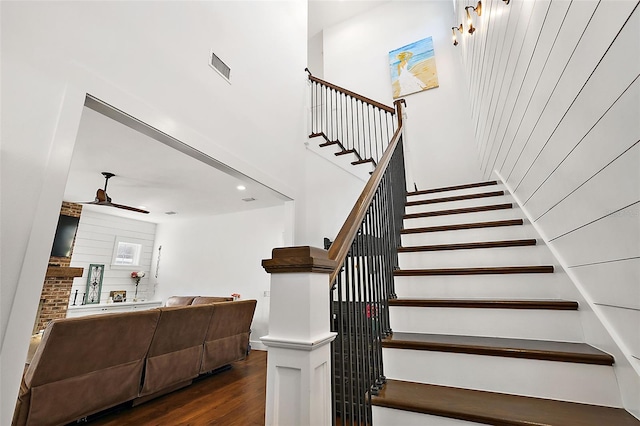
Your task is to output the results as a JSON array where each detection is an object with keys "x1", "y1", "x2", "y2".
[
  {"x1": 327, "y1": 98, "x2": 406, "y2": 425},
  {"x1": 307, "y1": 68, "x2": 399, "y2": 166}
]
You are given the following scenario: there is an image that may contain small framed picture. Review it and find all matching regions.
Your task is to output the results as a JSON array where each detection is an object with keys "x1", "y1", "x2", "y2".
[
  {"x1": 109, "y1": 290, "x2": 127, "y2": 303},
  {"x1": 85, "y1": 264, "x2": 104, "y2": 304}
]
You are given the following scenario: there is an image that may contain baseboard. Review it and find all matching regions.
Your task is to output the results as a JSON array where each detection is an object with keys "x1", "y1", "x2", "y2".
[{"x1": 250, "y1": 339, "x2": 268, "y2": 351}]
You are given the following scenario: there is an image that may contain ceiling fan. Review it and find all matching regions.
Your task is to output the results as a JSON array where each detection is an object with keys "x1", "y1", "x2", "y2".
[{"x1": 83, "y1": 172, "x2": 149, "y2": 214}]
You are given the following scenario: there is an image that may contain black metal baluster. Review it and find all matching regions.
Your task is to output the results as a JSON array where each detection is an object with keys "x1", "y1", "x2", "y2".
[
  {"x1": 364, "y1": 205, "x2": 379, "y2": 401},
  {"x1": 339, "y1": 260, "x2": 348, "y2": 423},
  {"x1": 354, "y1": 231, "x2": 366, "y2": 422},
  {"x1": 330, "y1": 279, "x2": 337, "y2": 426}
]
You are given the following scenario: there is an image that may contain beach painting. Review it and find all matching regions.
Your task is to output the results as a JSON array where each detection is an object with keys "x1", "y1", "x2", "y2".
[{"x1": 389, "y1": 37, "x2": 439, "y2": 99}]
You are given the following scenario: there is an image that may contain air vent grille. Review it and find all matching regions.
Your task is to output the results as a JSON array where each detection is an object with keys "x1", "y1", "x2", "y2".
[
  {"x1": 242, "y1": 197, "x2": 256, "y2": 202},
  {"x1": 210, "y1": 51, "x2": 231, "y2": 81}
]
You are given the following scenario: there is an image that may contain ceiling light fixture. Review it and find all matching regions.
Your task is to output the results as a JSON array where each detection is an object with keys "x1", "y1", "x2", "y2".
[
  {"x1": 237, "y1": 185, "x2": 246, "y2": 191},
  {"x1": 452, "y1": 24, "x2": 463, "y2": 46},
  {"x1": 465, "y1": 1, "x2": 482, "y2": 34}
]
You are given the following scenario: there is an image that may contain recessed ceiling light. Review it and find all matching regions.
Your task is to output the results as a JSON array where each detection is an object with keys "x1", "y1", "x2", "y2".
[{"x1": 237, "y1": 185, "x2": 246, "y2": 191}]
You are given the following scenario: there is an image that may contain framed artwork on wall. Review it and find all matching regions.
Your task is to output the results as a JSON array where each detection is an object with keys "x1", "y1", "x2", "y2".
[
  {"x1": 389, "y1": 36, "x2": 439, "y2": 99},
  {"x1": 109, "y1": 290, "x2": 127, "y2": 303},
  {"x1": 85, "y1": 264, "x2": 104, "y2": 304}
]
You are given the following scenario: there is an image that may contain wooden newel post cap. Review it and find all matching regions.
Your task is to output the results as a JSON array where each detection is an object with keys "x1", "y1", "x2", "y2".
[{"x1": 262, "y1": 246, "x2": 338, "y2": 274}]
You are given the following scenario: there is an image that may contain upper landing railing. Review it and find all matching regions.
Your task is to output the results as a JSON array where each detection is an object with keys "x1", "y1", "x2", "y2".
[{"x1": 307, "y1": 68, "x2": 399, "y2": 167}]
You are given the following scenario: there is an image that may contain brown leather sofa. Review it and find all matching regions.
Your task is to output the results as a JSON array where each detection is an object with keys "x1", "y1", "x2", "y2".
[
  {"x1": 13, "y1": 299, "x2": 257, "y2": 426},
  {"x1": 165, "y1": 295, "x2": 233, "y2": 306}
]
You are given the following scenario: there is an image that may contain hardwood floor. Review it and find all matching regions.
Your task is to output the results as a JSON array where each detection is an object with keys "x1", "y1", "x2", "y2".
[{"x1": 88, "y1": 350, "x2": 266, "y2": 425}]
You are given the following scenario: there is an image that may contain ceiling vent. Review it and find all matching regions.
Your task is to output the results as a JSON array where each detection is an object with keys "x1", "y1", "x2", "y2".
[
  {"x1": 165, "y1": 211, "x2": 178, "y2": 215},
  {"x1": 210, "y1": 51, "x2": 231, "y2": 82},
  {"x1": 242, "y1": 197, "x2": 256, "y2": 202}
]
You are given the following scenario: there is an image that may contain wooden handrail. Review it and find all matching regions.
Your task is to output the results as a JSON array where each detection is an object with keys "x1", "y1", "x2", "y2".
[
  {"x1": 328, "y1": 99, "x2": 406, "y2": 284},
  {"x1": 306, "y1": 68, "x2": 396, "y2": 114}
]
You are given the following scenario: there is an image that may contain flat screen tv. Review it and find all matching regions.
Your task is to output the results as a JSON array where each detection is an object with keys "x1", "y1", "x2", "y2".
[{"x1": 50, "y1": 215, "x2": 80, "y2": 258}]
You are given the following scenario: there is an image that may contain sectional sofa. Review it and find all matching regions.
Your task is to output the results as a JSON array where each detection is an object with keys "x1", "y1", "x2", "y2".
[{"x1": 13, "y1": 298, "x2": 257, "y2": 426}]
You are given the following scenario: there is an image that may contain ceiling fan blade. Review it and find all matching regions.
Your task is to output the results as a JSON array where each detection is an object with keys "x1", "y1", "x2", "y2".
[{"x1": 110, "y1": 202, "x2": 150, "y2": 214}]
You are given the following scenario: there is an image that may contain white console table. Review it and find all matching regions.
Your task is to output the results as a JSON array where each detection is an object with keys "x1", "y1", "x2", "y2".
[{"x1": 66, "y1": 300, "x2": 163, "y2": 318}]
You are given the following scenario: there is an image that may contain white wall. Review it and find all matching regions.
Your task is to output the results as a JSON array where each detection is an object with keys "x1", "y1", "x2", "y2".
[
  {"x1": 456, "y1": 0, "x2": 639, "y2": 416},
  {"x1": 69, "y1": 210, "x2": 156, "y2": 305},
  {"x1": 322, "y1": 0, "x2": 482, "y2": 189},
  {"x1": 308, "y1": 31, "x2": 325, "y2": 78},
  {"x1": 298, "y1": 146, "x2": 367, "y2": 247},
  {"x1": 152, "y1": 206, "x2": 286, "y2": 350},
  {"x1": 0, "y1": 2, "x2": 307, "y2": 422}
]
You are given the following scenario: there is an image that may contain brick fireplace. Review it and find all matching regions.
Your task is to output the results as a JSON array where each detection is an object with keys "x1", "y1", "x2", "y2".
[{"x1": 33, "y1": 202, "x2": 84, "y2": 333}]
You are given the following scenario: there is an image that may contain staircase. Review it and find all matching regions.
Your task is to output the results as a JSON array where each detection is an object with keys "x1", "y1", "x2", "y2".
[{"x1": 371, "y1": 180, "x2": 639, "y2": 425}]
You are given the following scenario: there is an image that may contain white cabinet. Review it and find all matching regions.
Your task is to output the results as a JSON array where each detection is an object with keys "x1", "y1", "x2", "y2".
[{"x1": 66, "y1": 300, "x2": 162, "y2": 318}]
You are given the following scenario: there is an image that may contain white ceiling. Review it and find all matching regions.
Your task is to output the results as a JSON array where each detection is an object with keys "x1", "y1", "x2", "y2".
[
  {"x1": 308, "y1": 0, "x2": 388, "y2": 38},
  {"x1": 63, "y1": 4, "x2": 386, "y2": 224},
  {"x1": 64, "y1": 105, "x2": 289, "y2": 223}
]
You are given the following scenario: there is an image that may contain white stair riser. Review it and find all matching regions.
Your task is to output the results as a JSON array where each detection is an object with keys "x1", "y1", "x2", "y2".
[
  {"x1": 393, "y1": 274, "x2": 574, "y2": 299},
  {"x1": 389, "y1": 307, "x2": 583, "y2": 341},
  {"x1": 382, "y1": 348, "x2": 622, "y2": 407},
  {"x1": 405, "y1": 195, "x2": 512, "y2": 215},
  {"x1": 401, "y1": 223, "x2": 536, "y2": 246},
  {"x1": 407, "y1": 185, "x2": 505, "y2": 203},
  {"x1": 403, "y1": 206, "x2": 520, "y2": 228},
  {"x1": 398, "y1": 245, "x2": 553, "y2": 269},
  {"x1": 373, "y1": 406, "x2": 481, "y2": 425}
]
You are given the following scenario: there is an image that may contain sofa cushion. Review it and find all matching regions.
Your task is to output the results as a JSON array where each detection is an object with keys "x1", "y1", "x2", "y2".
[
  {"x1": 19, "y1": 309, "x2": 160, "y2": 425},
  {"x1": 139, "y1": 304, "x2": 214, "y2": 397},
  {"x1": 165, "y1": 296, "x2": 197, "y2": 306},
  {"x1": 191, "y1": 296, "x2": 233, "y2": 305},
  {"x1": 200, "y1": 300, "x2": 257, "y2": 373}
]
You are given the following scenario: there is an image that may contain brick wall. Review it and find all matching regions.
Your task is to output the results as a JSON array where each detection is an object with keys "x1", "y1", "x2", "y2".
[{"x1": 34, "y1": 201, "x2": 83, "y2": 332}]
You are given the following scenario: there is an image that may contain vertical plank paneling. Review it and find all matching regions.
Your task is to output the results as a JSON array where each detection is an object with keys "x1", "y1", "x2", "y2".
[
  {"x1": 480, "y1": 0, "x2": 527, "y2": 172},
  {"x1": 69, "y1": 210, "x2": 157, "y2": 305}
]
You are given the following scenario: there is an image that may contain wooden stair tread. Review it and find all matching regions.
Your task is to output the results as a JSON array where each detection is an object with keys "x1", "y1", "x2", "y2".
[
  {"x1": 382, "y1": 333, "x2": 614, "y2": 365},
  {"x1": 401, "y1": 219, "x2": 524, "y2": 234},
  {"x1": 389, "y1": 299, "x2": 578, "y2": 310},
  {"x1": 404, "y1": 203, "x2": 513, "y2": 219},
  {"x1": 398, "y1": 239, "x2": 536, "y2": 252},
  {"x1": 372, "y1": 380, "x2": 639, "y2": 425},
  {"x1": 335, "y1": 149, "x2": 356, "y2": 156},
  {"x1": 394, "y1": 266, "x2": 554, "y2": 276},
  {"x1": 405, "y1": 191, "x2": 504, "y2": 207},
  {"x1": 407, "y1": 181, "x2": 498, "y2": 197}
]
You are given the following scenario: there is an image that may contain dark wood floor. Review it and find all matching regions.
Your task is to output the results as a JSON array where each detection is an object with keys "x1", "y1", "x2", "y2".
[{"x1": 89, "y1": 350, "x2": 267, "y2": 425}]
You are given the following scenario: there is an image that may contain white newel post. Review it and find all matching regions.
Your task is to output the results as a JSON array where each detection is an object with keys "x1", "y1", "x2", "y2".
[{"x1": 261, "y1": 246, "x2": 338, "y2": 426}]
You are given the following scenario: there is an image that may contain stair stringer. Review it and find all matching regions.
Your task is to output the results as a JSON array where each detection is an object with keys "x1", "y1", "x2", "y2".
[
  {"x1": 305, "y1": 135, "x2": 373, "y2": 183},
  {"x1": 495, "y1": 170, "x2": 640, "y2": 420}
]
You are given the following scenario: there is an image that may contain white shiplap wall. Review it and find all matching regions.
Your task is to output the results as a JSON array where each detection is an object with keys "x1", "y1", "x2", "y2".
[
  {"x1": 69, "y1": 209, "x2": 157, "y2": 305},
  {"x1": 456, "y1": 0, "x2": 639, "y2": 414}
]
